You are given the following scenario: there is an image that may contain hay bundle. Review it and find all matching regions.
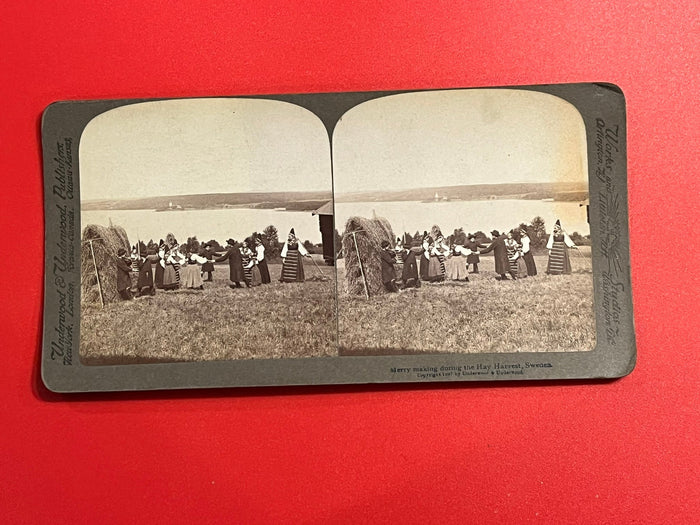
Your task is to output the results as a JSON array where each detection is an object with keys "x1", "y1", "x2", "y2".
[
  {"x1": 342, "y1": 216, "x2": 395, "y2": 296},
  {"x1": 81, "y1": 224, "x2": 131, "y2": 306}
]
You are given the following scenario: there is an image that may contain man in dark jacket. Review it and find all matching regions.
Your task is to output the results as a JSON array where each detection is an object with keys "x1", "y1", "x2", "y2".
[
  {"x1": 465, "y1": 234, "x2": 486, "y2": 273},
  {"x1": 215, "y1": 238, "x2": 246, "y2": 288},
  {"x1": 115, "y1": 248, "x2": 134, "y2": 300},
  {"x1": 380, "y1": 240, "x2": 398, "y2": 293},
  {"x1": 135, "y1": 248, "x2": 159, "y2": 296},
  {"x1": 480, "y1": 230, "x2": 516, "y2": 280},
  {"x1": 400, "y1": 243, "x2": 420, "y2": 288},
  {"x1": 200, "y1": 243, "x2": 215, "y2": 282}
]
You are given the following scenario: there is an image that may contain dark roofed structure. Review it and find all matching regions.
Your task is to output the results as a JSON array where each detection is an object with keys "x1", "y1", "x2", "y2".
[{"x1": 312, "y1": 201, "x2": 334, "y2": 265}]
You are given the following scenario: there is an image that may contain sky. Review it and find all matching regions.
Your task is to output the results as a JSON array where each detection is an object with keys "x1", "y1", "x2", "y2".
[
  {"x1": 80, "y1": 90, "x2": 588, "y2": 202},
  {"x1": 79, "y1": 98, "x2": 332, "y2": 201},
  {"x1": 332, "y1": 89, "x2": 588, "y2": 194}
]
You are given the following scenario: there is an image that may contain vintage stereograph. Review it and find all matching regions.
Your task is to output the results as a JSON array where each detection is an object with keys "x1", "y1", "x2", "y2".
[{"x1": 41, "y1": 83, "x2": 635, "y2": 392}]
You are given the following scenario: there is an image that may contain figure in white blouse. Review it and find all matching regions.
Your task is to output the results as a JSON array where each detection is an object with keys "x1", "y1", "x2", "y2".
[{"x1": 279, "y1": 228, "x2": 309, "y2": 283}]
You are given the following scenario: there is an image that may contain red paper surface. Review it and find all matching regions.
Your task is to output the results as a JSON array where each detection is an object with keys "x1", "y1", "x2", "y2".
[{"x1": 1, "y1": 1, "x2": 698, "y2": 523}]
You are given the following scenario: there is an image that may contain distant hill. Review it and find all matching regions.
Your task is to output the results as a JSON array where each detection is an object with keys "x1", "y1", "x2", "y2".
[
  {"x1": 335, "y1": 181, "x2": 588, "y2": 203},
  {"x1": 81, "y1": 191, "x2": 333, "y2": 211},
  {"x1": 82, "y1": 182, "x2": 588, "y2": 211}
]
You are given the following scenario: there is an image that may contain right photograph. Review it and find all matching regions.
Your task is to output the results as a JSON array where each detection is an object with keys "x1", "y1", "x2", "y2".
[{"x1": 333, "y1": 89, "x2": 594, "y2": 355}]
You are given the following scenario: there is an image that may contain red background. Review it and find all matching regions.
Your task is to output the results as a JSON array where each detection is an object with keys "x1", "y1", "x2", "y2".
[{"x1": 2, "y1": 2, "x2": 698, "y2": 523}]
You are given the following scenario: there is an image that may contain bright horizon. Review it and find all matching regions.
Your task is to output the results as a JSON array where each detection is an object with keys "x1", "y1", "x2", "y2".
[{"x1": 80, "y1": 180, "x2": 583, "y2": 203}]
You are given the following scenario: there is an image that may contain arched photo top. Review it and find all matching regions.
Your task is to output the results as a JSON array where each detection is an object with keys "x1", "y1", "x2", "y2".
[
  {"x1": 79, "y1": 98, "x2": 332, "y2": 203},
  {"x1": 332, "y1": 88, "x2": 588, "y2": 195}
]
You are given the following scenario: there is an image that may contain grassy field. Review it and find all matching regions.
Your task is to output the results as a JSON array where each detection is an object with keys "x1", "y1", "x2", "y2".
[
  {"x1": 81, "y1": 250, "x2": 595, "y2": 364},
  {"x1": 80, "y1": 258, "x2": 336, "y2": 365},
  {"x1": 337, "y1": 249, "x2": 595, "y2": 355}
]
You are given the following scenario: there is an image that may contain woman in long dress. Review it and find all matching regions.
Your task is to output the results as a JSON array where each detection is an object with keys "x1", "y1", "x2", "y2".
[
  {"x1": 254, "y1": 236, "x2": 271, "y2": 284},
  {"x1": 135, "y1": 249, "x2": 159, "y2": 296},
  {"x1": 446, "y1": 243, "x2": 470, "y2": 281},
  {"x1": 428, "y1": 236, "x2": 448, "y2": 282},
  {"x1": 279, "y1": 229, "x2": 309, "y2": 283},
  {"x1": 546, "y1": 220, "x2": 576, "y2": 275},
  {"x1": 241, "y1": 242, "x2": 261, "y2": 287},
  {"x1": 400, "y1": 242, "x2": 420, "y2": 288},
  {"x1": 180, "y1": 250, "x2": 207, "y2": 289},
  {"x1": 162, "y1": 246, "x2": 184, "y2": 290},
  {"x1": 519, "y1": 229, "x2": 537, "y2": 277},
  {"x1": 419, "y1": 233, "x2": 432, "y2": 282},
  {"x1": 154, "y1": 242, "x2": 166, "y2": 289}
]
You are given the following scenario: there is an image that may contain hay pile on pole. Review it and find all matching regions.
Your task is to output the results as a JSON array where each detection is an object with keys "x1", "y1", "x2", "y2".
[
  {"x1": 342, "y1": 216, "x2": 395, "y2": 297},
  {"x1": 81, "y1": 224, "x2": 131, "y2": 306}
]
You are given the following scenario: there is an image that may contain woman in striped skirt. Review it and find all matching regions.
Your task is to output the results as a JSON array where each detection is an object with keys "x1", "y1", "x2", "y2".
[
  {"x1": 280, "y1": 228, "x2": 309, "y2": 283},
  {"x1": 505, "y1": 231, "x2": 521, "y2": 278},
  {"x1": 241, "y1": 241, "x2": 261, "y2": 287},
  {"x1": 162, "y1": 245, "x2": 184, "y2": 290},
  {"x1": 428, "y1": 236, "x2": 448, "y2": 282},
  {"x1": 546, "y1": 220, "x2": 576, "y2": 275}
]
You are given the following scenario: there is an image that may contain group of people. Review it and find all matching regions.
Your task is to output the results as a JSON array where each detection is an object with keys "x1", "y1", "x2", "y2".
[
  {"x1": 115, "y1": 228, "x2": 311, "y2": 300},
  {"x1": 379, "y1": 220, "x2": 578, "y2": 293},
  {"x1": 215, "y1": 228, "x2": 311, "y2": 289}
]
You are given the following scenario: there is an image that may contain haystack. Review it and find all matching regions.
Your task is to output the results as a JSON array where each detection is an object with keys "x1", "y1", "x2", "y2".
[
  {"x1": 342, "y1": 216, "x2": 395, "y2": 296},
  {"x1": 81, "y1": 224, "x2": 131, "y2": 306}
]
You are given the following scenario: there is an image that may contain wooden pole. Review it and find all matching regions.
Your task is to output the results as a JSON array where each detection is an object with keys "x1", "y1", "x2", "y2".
[
  {"x1": 351, "y1": 231, "x2": 370, "y2": 299},
  {"x1": 309, "y1": 254, "x2": 328, "y2": 280},
  {"x1": 89, "y1": 239, "x2": 105, "y2": 309}
]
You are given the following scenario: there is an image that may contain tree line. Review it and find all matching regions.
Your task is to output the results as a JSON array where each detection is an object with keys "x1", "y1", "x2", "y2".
[{"x1": 135, "y1": 225, "x2": 325, "y2": 263}]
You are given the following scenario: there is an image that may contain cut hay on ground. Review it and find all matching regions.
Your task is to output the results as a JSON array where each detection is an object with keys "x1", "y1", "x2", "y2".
[
  {"x1": 342, "y1": 216, "x2": 394, "y2": 297},
  {"x1": 81, "y1": 224, "x2": 131, "y2": 306}
]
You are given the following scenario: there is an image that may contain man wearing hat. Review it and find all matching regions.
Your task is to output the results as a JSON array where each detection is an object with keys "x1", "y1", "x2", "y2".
[
  {"x1": 215, "y1": 238, "x2": 246, "y2": 288},
  {"x1": 480, "y1": 230, "x2": 516, "y2": 280},
  {"x1": 115, "y1": 248, "x2": 134, "y2": 300}
]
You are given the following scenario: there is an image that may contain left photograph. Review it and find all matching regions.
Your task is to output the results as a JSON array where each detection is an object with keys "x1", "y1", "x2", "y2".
[{"x1": 78, "y1": 98, "x2": 336, "y2": 364}]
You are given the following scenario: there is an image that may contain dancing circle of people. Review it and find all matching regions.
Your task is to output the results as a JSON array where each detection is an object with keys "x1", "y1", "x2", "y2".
[
  {"x1": 379, "y1": 219, "x2": 581, "y2": 293},
  {"x1": 115, "y1": 228, "x2": 312, "y2": 300}
]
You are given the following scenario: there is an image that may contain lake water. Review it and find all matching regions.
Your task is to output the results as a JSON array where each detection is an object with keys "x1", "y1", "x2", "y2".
[
  {"x1": 335, "y1": 199, "x2": 589, "y2": 238},
  {"x1": 82, "y1": 199, "x2": 589, "y2": 247},
  {"x1": 81, "y1": 208, "x2": 324, "y2": 246}
]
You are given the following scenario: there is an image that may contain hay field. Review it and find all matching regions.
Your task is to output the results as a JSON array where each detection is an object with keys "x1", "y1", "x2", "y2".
[
  {"x1": 81, "y1": 250, "x2": 595, "y2": 364},
  {"x1": 337, "y1": 249, "x2": 595, "y2": 355},
  {"x1": 79, "y1": 258, "x2": 336, "y2": 365}
]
